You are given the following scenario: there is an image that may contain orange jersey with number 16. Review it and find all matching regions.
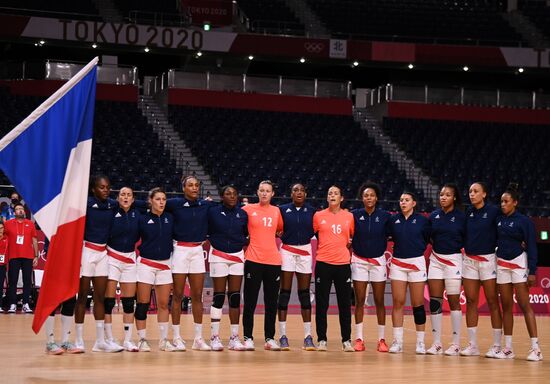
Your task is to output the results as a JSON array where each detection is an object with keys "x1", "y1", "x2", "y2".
[
  {"x1": 314, "y1": 208, "x2": 354, "y2": 265},
  {"x1": 242, "y1": 203, "x2": 284, "y2": 265}
]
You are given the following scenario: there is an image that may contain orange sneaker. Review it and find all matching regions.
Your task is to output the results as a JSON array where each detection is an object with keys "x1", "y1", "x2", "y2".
[
  {"x1": 377, "y1": 339, "x2": 389, "y2": 352},
  {"x1": 354, "y1": 338, "x2": 365, "y2": 352}
]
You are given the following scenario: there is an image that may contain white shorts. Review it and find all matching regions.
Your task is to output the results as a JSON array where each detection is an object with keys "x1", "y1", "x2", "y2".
[
  {"x1": 107, "y1": 247, "x2": 137, "y2": 283},
  {"x1": 172, "y1": 243, "x2": 206, "y2": 274},
  {"x1": 428, "y1": 252, "x2": 463, "y2": 280},
  {"x1": 280, "y1": 244, "x2": 313, "y2": 274},
  {"x1": 389, "y1": 256, "x2": 427, "y2": 283},
  {"x1": 80, "y1": 242, "x2": 108, "y2": 277},
  {"x1": 208, "y1": 247, "x2": 245, "y2": 277},
  {"x1": 497, "y1": 252, "x2": 528, "y2": 284},
  {"x1": 463, "y1": 253, "x2": 497, "y2": 281},
  {"x1": 137, "y1": 257, "x2": 173, "y2": 285},
  {"x1": 351, "y1": 253, "x2": 387, "y2": 282}
]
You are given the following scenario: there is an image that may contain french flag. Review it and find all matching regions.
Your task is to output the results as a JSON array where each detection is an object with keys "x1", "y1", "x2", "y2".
[{"x1": 0, "y1": 57, "x2": 98, "y2": 333}]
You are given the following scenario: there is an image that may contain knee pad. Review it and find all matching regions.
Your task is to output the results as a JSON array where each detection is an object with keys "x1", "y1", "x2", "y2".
[
  {"x1": 445, "y1": 279, "x2": 462, "y2": 295},
  {"x1": 277, "y1": 289, "x2": 291, "y2": 311},
  {"x1": 104, "y1": 297, "x2": 116, "y2": 315},
  {"x1": 430, "y1": 297, "x2": 443, "y2": 314},
  {"x1": 60, "y1": 296, "x2": 76, "y2": 316},
  {"x1": 134, "y1": 302, "x2": 149, "y2": 321},
  {"x1": 212, "y1": 292, "x2": 225, "y2": 309},
  {"x1": 298, "y1": 289, "x2": 311, "y2": 310},
  {"x1": 228, "y1": 291, "x2": 240, "y2": 309},
  {"x1": 413, "y1": 305, "x2": 426, "y2": 325},
  {"x1": 121, "y1": 297, "x2": 135, "y2": 314}
]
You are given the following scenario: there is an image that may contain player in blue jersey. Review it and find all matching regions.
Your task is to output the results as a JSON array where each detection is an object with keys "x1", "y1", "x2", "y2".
[
  {"x1": 495, "y1": 184, "x2": 542, "y2": 361},
  {"x1": 277, "y1": 183, "x2": 316, "y2": 351},
  {"x1": 426, "y1": 183, "x2": 465, "y2": 356},
  {"x1": 351, "y1": 182, "x2": 390, "y2": 353},
  {"x1": 460, "y1": 182, "x2": 502, "y2": 358},
  {"x1": 207, "y1": 185, "x2": 248, "y2": 351}
]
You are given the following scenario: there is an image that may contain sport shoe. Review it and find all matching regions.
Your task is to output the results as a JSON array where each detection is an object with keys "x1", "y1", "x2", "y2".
[
  {"x1": 343, "y1": 340, "x2": 355, "y2": 352},
  {"x1": 105, "y1": 339, "x2": 124, "y2": 352},
  {"x1": 123, "y1": 340, "x2": 139, "y2": 352},
  {"x1": 526, "y1": 348, "x2": 543, "y2": 362},
  {"x1": 377, "y1": 339, "x2": 389, "y2": 353},
  {"x1": 485, "y1": 344, "x2": 501, "y2": 358},
  {"x1": 460, "y1": 343, "x2": 480, "y2": 356},
  {"x1": 172, "y1": 337, "x2": 186, "y2": 352},
  {"x1": 279, "y1": 335, "x2": 290, "y2": 351},
  {"x1": 495, "y1": 347, "x2": 515, "y2": 359},
  {"x1": 46, "y1": 342, "x2": 64, "y2": 355},
  {"x1": 74, "y1": 340, "x2": 86, "y2": 353},
  {"x1": 159, "y1": 338, "x2": 176, "y2": 352},
  {"x1": 92, "y1": 340, "x2": 123, "y2": 353},
  {"x1": 243, "y1": 337, "x2": 255, "y2": 351},
  {"x1": 426, "y1": 343, "x2": 443, "y2": 355},
  {"x1": 137, "y1": 338, "x2": 151, "y2": 352},
  {"x1": 61, "y1": 341, "x2": 84, "y2": 354},
  {"x1": 416, "y1": 341, "x2": 426, "y2": 355},
  {"x1": 7, "y1": 304, "x2": 16, "y2": 313},
  {"x1": 388, "y1": 340, "x2": 403, "y2": 353},
  {"x1": 444, "y1": 343, "x2": 460, "y2": 356},
  {"x1": 303, "y1": 335, "x2": 316, "y2": 351},
  {"x1": 0, "y1": 307, "x2": 3, "y2": 313},
  {"x1": 192, "y1": 337, "x2": 212, "y2": 351},
  {"x1": 228, "y1": 335, "x2": 246, "y2": 351},
  {"x1": 210, "y1": 335, "x2": 224, "y2": 351},
  {"x1": 264, "y1": 338, "x2": 281, "y2": 351},
  {"x1": 317, "y1": 340, "x2": 328, "y2": 352},
  {"x1": 22, "y1": 303, "x2": 33, "y2": 313},
  {"x1": 354, "y1": 338, "x2": 365, "y2": 351}
]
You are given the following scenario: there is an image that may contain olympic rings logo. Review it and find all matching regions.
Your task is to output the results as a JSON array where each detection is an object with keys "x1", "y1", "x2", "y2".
[
  {"x1": 304, "y1": 42, "x2": 324, "y2": 53},
  {"x1": 541, "y1": 277, "x2": 550, "y2": 289}
]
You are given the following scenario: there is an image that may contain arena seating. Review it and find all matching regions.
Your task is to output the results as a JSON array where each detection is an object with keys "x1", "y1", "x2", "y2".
[
  {"x1": 0, "y1": 0, "x2": 99, "y2": 17},
  {"x1": 236, "y1": 0, "x2": 305, "y2": 35},
  {"x1": 114, "y1": 0, "x2": 179, "y2": 18},
  {"x1": 383, "y1": 117, "x2": 550, "y2": 216},
  {"x1": 519, "y1": 1, "x2": 550, "y2": 40}
]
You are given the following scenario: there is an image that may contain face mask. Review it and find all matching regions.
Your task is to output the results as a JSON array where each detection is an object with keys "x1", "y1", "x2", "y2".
[{"x1": 11, "y1": 198, "x2": 19, "y2": 204}]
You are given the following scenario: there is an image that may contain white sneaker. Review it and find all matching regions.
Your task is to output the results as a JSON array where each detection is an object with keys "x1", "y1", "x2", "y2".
[
  {"x1": 342, "y1": 340, "x2": 354, "y2": 352},
  {"x1": 92, "y1": 340, "x2": 123, "y2": 353},
  {"x1": 137, "y1": 338, "x2": 151, "y2": 352},
  {"x1": 123, "y1": 340, "x2": 139, "y2": 352},
  {"x1": 317, "y1": 340, "x2": 328, "y2": 352},
  {"x1": 243, "y1": 337, "x2": 255, "y2": 351},
  {"x1": 388, "y1": 340, "x2": 403, "y2": 353},
  {"x1": 105, "y1": 339, "x2": 124, "y2": 352},
  {"x1": 495, "y1": 347, "x2": 515, "y2": 359},
  {"x1": 485, "y1": 344, "x2": 501, "y2": 358},
  {"x1": 0, "y1": 307, "x2": 3, "y2": 313},
  {"x1": 7, "y1": 304, "x2": 16, "y2": 313},
  {"x1": 22, "y1": 303, "x2": 33, "y2": 313},
  {"x1": 172, "y1": 337, "x2": 187, "y2": 351},
  {"x1": 210, "y1": 335, "x2": 224, "y2": 351},
  {"x1": 159, "y1": 338, "x2": 176, "y2": 352},
  {"x1": 192, "y1": 337, "x2": 212, "y2": 351},
  {"x1": 526, "y1": 348, "x2": 543, "y2": 362},
  {"x1": 416, "y1": 341, "x2": 426, "y2": 355},
  {"x1": 228, "y1": 335, "x2": 246, "y2": 351},
  {"x1": 460, "y1": 343, "x2": 480, "y2": 356},
  {"x1": 444, "y1": 343, "x2": 460, "y2": 356},
  {"x1": 264, "y1": 338, "x2": 281, "y2": 351},
  {"x1": 74, "y1": 340, "x2": 86, "y2": 353},
  {"x1": 426, "y1": 343, "x2": 443, "y2": 355}
]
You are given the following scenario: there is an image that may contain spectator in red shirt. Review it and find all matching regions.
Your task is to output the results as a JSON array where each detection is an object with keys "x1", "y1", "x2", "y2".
[
  {"x1": 4, "y1": 203, "x2": 38, "y2": 313},
  {"x1": 0, "y1": 222, "x2": 8, "y2": 312}
]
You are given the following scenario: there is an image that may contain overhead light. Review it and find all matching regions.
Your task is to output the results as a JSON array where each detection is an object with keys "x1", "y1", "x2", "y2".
[
  {"x1": 144, "y1": 47, "x2": 150, "y2": 53},
  {"x1": 34, "y1": 43, "x2": 38, "y2": 47},
  {"x1": 353, "y1": 61, "x2": 359, "y2": 67},
  {"x1": 518, "y1": 67, "x2": 524, "y2": 73},
  {"x1": 92, "y1": 43, "x2": 98, "y2": 49},
  {"x1": 197, "y1": 51, "x2": 203, "y2": 57},
  {"x1": 299, "y1": 57, "x2": 305, "y2": 63},
  {"x1": 408, "y1": 63, "x2": 414, "y2": 69},
  {"x1": 203, "y1": 22, "x2": 211, "y2": 31},
  {"x1": 463, "y1": 66, "x2": 469, "y2": 71},
  {"x1": 39, "y1": 40, "x2": 45, "y2": 45},
  {"x1": 248, "y1": 55, "x2": 254, "y2": 60}
]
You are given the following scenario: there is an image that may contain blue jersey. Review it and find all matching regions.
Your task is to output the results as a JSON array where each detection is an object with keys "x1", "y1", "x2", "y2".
[
  {"x1": 107, "y1": 207, "x2": 140, "y2": 253},
  {"x1": 351, "y1": 207, "x2": 390, "y2": 259},
  {"x1": 138, "y1": 211, "x2": 174, "y2": 261},
  {"x1": 388, "y1": 212, "x2": 431, "y2": 259},
  {"x1": 166, "y1": 197, "x2": 211, "y2": 242},
  {"x1": 464, "y1": 203, "x2": 499, "y2": 255},
  {"x1": 84, "y1": 197, "x2": 117, "y2": 244},
  {"x1": 279, "y1": 203, "x2": 315, "y2": 246},
  {"x1": 496, "y1": 211, "x2": 538, "y2": 274},
  {"x1": 429, "y1": 208, "x2": 466, "y2": 254},
  {"x1": 207, "y1": 204, "x2": 248, "y2": 253}
]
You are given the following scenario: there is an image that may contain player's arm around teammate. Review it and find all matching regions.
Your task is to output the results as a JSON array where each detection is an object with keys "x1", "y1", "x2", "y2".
[
  {"x1": 277, "y1": 183, "x2": 316, "y2": 351},
  {"x1": 495, "y1": 184, "x2": 542, "y2": 361},
  {"x1": 313, "y1": 185, "x2": 355, "y2": 352},
  {"x1": 207, "y1": 185, "x2": 249, "y2": 351},
  {"x1": 351, "y1": 182, "x2": 390, "y2": 352},
  {"x1": 387, "y1": 192, "x2": 430, "y2": 354}
]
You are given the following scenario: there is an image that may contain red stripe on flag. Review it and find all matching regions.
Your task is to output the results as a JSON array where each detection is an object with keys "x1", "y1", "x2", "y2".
[{"x1": 32, "y1": 216, "x2": 86, "y2": 333}]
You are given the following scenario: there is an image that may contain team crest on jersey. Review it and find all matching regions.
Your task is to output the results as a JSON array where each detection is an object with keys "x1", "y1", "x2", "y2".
[
  {"x1": 435, "y1": 214, "x2": 440, "y2": 219},
  {"x1": 183, "y1": 202, "x2": 190, "y2": 207},
  {"x1": 92, "y1": 203, "x2": 98, "y2": 208},
  {"x1": 115, "y1": 212, "x2": 122, "y2": 218},
  {"x1": 286, "y1": 208, "x2": 292, "y2": 213},
  {"x1": 395, "y1": 219, "x2": 401, "y2": 224},
  {"x1": 147, "y1": 219, "x2": 154, "y2": 224},
  {"x1": 375, "y1": 216, "x2": 380, "y2": 222},
  {"x1": 509, "y1": 222, "x2": 514, "y2": 227},
  {"x1": 252, "y1": 212, "x2": 258, "y2": 216},
  {"x1": 221, "y1": 211, "x2": 226, "y2": 216},
  {"x1": 236, "y1": 213, "x2": 240, "y2": 218},
  {"x1": 304, "y1": 208, "x2": 308, "y2": 212},
  {"x1": 482, "y1": 213, "x2": 488, "y2": 219},
  {"x1": 359, "y1": 216, "x2": 365, "y2": 221},
  {"x1": 131, "y1": 212, "x2": 135, "y2": 218},
  {"x1": 412, "y1": 219, "x2": 417, "y2": 224},
  {"x1": 450, "y1": 217, "x2": 455, "y2": 222},
  {"x1": 470, "y1": 212, "x2": 474, "y2": 217},
  {"x1": 164, "y1": 218, "x2": 169, "y2": 223},
  {"x1": 498, "y1": 221, "x2": 501, "y2": 226}
]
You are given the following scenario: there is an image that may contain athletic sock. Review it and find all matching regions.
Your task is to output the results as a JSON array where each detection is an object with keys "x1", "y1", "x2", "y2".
[
  {"x1": 172, "y1": 324, "x2": 181, "y2": 339},
  {"x1": 45, "y1": 316, "x2": 55, "y2": 343},
  {"x1": 75, "y1": 323, "x2": 84, "y2": 344},
  {"x1": 393, "y1": 327, "x2": 404, "y2": 343},
  {"x1": 531, "y1": 337, "x2": 539, "y2": 350},
  {"x1": 493, "y1": 328, "x2": 502, "y2": 347},
  {"x1": 450, "y1": 310, "x2": 462, "y2": 345},
  {"x1": 137, "y1": 329, "x2": 146, "y2": 339},
  {"x1": 416, "y1": 331, "x2": 425, "y2": 344},
  {"x1": 158, "y1": 322, "x2": 168, "y2": 340},
  {"x1": 467, "y1": 327, "x2": 478, "y2": 346},
  {"x1": 430, "y1": 313, "x2": 442, "y2": 344},
  {"x1": 104, "y1": 323, "x2": 113, "y2": 341},
  {"x1": 505, "y1": 335, "x2": 513, "y2": 349},
  {"x1": 211, "y1": 321, "x2": 220, "y2": 337},
  {"x1": 95, "y1": 320, "x2": 105, "y2": 343},
  {"x1": 194, "y1": 323, "x2": 202, "y2": 340},
  {"x1": 279, "y1": 321, "x2": 287, "y2": 337},
  {"x1": 304, "y1": 322, "x2": 312, "y2": 338},
  {"x1": 61, "y1": 315, "x2": 73, "y2": 343},
  {"x1": 230, "y1": 324, "x2": 239, "y2": 337},
  {"x1": 355, "y1": 322, "x2": 363, "y2": 340},
  {"x1": 378, "y1": 325, "x2": 385, "y2": 341},
  {"x1": 123, "y1": 323, "x2": 133, "y2": 343}
]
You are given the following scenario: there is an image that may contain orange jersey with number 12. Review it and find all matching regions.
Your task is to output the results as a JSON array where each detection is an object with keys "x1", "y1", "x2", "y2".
[{"x1": 243, "y1": 203, "x2": 284, "y2": 265}]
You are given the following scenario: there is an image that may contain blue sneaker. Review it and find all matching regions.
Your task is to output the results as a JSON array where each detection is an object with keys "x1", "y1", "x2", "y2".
[
  {"x1": 279, "y1": 335, "x2": 290, "y2": 351},
  {"x1": 303, "y1": 335, "x2": 316, "y2": 351}
]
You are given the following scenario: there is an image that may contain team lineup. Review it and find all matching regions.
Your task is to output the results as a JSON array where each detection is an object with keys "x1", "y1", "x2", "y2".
[{"x1": 42, "y1": 175, "x2": 542, "y2": 362}]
